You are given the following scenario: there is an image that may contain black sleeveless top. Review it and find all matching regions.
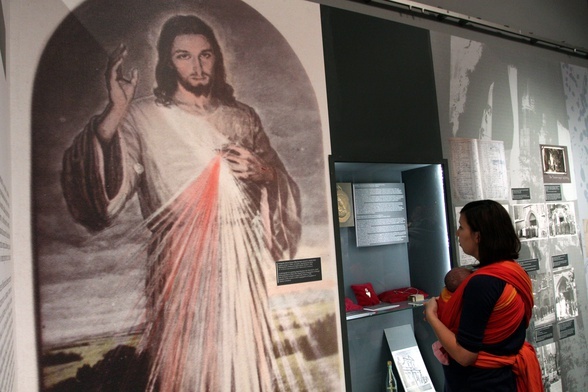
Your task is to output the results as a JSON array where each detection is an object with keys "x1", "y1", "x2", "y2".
[{"x1": 443, "y1": 275, "x2": 527, "y2": 392}]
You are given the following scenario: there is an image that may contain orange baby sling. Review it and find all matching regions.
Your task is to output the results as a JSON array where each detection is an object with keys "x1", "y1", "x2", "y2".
[{"x1": 439, "y1": 261, "x2": 544, "y2": 392}]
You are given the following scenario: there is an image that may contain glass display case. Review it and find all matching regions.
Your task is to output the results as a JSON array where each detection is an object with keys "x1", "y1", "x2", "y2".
[{"x1": 330, "y1": 159, "x2": 455, "y2": 391}]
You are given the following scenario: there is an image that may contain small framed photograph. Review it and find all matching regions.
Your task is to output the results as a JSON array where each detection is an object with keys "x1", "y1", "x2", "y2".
[{"x1": 541, "y1": 145, "x2": 571, "y2": 183}]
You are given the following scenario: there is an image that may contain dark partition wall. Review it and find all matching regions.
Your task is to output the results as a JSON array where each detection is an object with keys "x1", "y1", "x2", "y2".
[
  {"x1": 322, "y1": 6, "x2": 449, "y2": 391},
  {"x1": 321, "y1": 5, "x2": 443, "y2": 163}
]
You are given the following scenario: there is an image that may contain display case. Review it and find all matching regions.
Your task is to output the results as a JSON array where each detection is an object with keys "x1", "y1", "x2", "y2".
[{"x1": 330, "y1": 159, "x2": 455, "y2": 391}]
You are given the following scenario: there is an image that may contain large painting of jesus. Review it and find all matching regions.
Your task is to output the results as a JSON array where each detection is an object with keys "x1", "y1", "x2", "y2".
[{"x1": 31, "y1": 0, "x2": 341, "y2": 390}]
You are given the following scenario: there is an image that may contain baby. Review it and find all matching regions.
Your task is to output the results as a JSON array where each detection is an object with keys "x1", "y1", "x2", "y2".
[
  {"x1": 444, "y1": 266, "x2": 472, "y2": 293},
  {"x1": 433, "y1": 266, "x2": 472, "y2": 365},
  {"x1": 437, "y1": 266, "x2": 472, "y2": 313}
]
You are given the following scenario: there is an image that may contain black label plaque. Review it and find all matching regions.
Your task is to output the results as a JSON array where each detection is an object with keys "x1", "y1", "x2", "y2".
[
  {"x1": 558, "y1": 319, "x2": 575, "y2": 339},
  {"x1": 535, "y1": 325, "x2": 554, "y2": 343},
  {"x1": 276, "y1": 257, "x2": 322, "y2": 286},
  {"x1": 512, "y1": 188, "x2": 531, "y2": 200},
  {"x1": 518, "y1": 258, "x2": 540, "y2": 272},
  {"x1": 552, "y1": 254, "x2": 569, "y2": 269},
  {"x1": 545, "y1": 185, "x2": 562, "y2": 201}
]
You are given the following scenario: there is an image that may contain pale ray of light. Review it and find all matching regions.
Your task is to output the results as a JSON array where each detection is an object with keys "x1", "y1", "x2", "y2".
[
  {"x1": 102, "y1": 147, "x2": 319, "y2": 391},
  {"x1": 111, "y1": 152, "x2": 318, "y2": 391}
]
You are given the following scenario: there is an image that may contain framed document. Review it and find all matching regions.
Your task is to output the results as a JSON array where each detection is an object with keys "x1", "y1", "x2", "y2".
[
  {"x1": 385, "y1": 325, "x2": 435, "y2": 392},
  {"x1": 353, "y1": 183, "x2": 408, "y2": 247}
]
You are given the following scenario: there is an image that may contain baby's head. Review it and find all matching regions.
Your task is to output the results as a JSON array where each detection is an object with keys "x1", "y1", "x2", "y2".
[{"x1": 444, "y1": 267, "x2": 472, "y2": 293}]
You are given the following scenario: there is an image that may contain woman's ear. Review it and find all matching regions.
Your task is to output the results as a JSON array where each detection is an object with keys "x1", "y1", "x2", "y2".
[{"x1": 474, "y1": 231, "x2": 481, "y2": 243}]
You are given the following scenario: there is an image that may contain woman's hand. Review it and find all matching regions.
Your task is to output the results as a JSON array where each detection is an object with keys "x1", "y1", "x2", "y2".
[
  {"x1": 424, "y1": 296, "x2": 439, "y2": 323},
  {"x1": 424, "y1": 296, "x2": 478, "y2": 367}
]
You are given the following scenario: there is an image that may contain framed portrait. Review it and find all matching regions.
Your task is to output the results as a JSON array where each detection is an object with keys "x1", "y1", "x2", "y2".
[{"x1": 541, "y1": 145, "x2": 571, "y2": 184}]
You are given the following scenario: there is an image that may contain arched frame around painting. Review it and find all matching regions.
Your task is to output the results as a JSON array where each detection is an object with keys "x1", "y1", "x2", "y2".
[{"x1": 31, "y1": 0, "x2": 341, "y2": 390}]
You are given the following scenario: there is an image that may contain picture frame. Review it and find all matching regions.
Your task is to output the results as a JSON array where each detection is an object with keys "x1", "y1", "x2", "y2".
[
  {"x1": 391, "y1": 346, "x2": 435, "y2": 391},
  {"x1": 541, "y1": 145, "x2": 571, "y2": 184}
]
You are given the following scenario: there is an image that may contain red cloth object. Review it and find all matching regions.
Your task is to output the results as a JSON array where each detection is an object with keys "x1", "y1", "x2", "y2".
[
  {"x1": 378, "y1": 287, "x2": 429, "y2": 303},
  {"x1": 475, "y1": 342, "x2": 544, "y2": 392},
  {"x1": 345, "y1": 297, "x2": 364, "y2": 312},
  {"x1": 433, "y1": 287, "x2": 455, "y2": 366},
  {"x1": 351, "y1": 283, "x2": 380, "y2": 306},
  {"x1": 439, "y1": 261, "x2": 543, "y2": 392},
  {"x1": 436, "y1": 287, "x2": 452, "y2": 324}
]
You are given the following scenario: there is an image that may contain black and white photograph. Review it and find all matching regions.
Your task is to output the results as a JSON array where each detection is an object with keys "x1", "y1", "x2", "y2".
[
  {"x1": 512, "y1": 204, "x2": 549, "y2": 240},
  {"x1": 547, "y1": 202, "x2": 577, "y2": 237},
  {"x1": 541, "y1": 145, "x2": 571, "y2": 184},
  {"x1": 520, "y1": 239, "x2": 556, "y2": 328},
  {"x1": 553, "y1": 268, "x2": 578, "y2": 321},
  {"x1": 529, "y1": 272, "x2": 556, "y2": 328},
  {"x1": 536, "y1": 343, "x2": 562, "y2": 392}
]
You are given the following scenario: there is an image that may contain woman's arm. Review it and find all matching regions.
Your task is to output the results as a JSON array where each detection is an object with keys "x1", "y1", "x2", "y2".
[{"x1": 424, "y1": 298, "x2": 478, "y2": 366}]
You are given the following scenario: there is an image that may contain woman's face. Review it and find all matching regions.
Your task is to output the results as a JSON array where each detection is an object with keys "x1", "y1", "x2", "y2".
[{"x1": 457, "y1": 213, "x2": 480, "y2": 260}]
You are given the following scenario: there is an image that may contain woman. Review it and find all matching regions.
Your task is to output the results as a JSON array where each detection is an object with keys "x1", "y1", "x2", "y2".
[{"x1": 424, "y1": 200, "x2": 543, "y2": 391}]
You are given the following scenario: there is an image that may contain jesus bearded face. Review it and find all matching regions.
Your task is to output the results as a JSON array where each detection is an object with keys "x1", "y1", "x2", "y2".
[{"x1": 170, "y1": 33, "x2": 216, "y2": 97}]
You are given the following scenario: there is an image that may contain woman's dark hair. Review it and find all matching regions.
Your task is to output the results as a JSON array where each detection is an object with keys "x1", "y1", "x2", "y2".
[
  {"x1": 460, "y1": 199, "x2": 520, "y2": 265},
  {"x1": 153, "y1": 15, "x2": 235, "y2": 106}
]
